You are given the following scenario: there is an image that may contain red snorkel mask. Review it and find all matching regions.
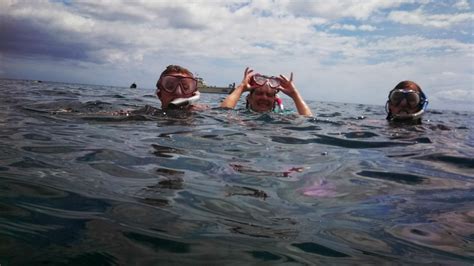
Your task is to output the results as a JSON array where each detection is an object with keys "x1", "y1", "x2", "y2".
[{"x1": 249, "y1": 74, "x2": 281, "y2": 89}]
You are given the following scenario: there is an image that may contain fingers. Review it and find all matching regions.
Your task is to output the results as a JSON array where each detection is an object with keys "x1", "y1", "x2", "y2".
[
  {"x1": 279, "y1": 72, "x2": 294, "y2": 82},
  {"x1": 244, "y1": 67, "x2": 254, "y2": 77},
  {"x1": 279, "y1": 74, "x2": 289, "y2": 82}
]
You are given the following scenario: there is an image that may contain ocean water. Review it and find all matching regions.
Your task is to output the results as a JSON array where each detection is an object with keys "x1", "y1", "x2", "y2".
[{"x1": 0, "y1": 79, "x2": 473, "y2": 265}]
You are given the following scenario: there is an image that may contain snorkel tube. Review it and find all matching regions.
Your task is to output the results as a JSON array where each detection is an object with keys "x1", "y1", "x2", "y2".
[
  {"x1": 274, "y1": 97, "x2": 284, "y2": 112},
  {"x1": 168, "y1": 91, "x2": 201, "y2": 109},
  {"x1": 386, "y1": 90, "x2": 428, "y2": 122}
]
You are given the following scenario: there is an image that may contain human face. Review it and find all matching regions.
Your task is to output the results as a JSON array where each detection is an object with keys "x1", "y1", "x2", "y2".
[
  {"x1": 248, "y1": 85, "x2": 278, "y2": 112},
  {"x1": 388, "y1": 89, "x2": 421, "y2": 116},
  {"x1": 156, "y1": 73, "x2": 197, "y2": 109}
]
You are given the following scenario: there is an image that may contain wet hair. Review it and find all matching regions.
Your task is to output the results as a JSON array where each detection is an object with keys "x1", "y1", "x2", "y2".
[
  {"x1": 392, "y1": 80, "x2": 421, "y2": 92},
  {"x1": 156, "y1": 65, "x2": 194, "y2": 87}
]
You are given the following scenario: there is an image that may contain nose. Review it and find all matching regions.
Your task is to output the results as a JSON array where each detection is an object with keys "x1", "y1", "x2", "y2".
[
  {"x1": 398, "y1": 97, "x2": 408, "y2": 107},
  {"x1": 175, "y1": 84, "x2": 184, "y2": 95}
]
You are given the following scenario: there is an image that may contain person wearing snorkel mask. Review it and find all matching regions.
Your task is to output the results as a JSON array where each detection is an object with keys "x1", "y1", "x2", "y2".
[
  {"x1": 220, "y1": 67, "x2": 313, "y2": 116},
  {"x1": 386, "y1": 81, "x2": 429, "y2": 123},
  {"x1": 156, "y1": 65, "x2": 208, "y2": 111}
]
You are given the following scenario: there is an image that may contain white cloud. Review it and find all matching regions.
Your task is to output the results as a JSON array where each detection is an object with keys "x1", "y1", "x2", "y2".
[
  {"x1": 359, "y1": 24, "x2": 377, "y2": 31},
  {"x1": 454, "y1": 0, "x2": 470, "y2": 10},
  {"x1": 285, "y1": 0, "x2": 425, "y2": 20},
  {"x1": 330, "y1": 23, "x2": 376, "y2": 31},
  {"x1": 433, "y1": 89, "x2": 474, "y2": 101},
  {"x1": 388, "y1": 8, "x2": 473, "y2": 28},
  {"x1": 364, "y1": 35, "x2": 473, "y2": 58}
]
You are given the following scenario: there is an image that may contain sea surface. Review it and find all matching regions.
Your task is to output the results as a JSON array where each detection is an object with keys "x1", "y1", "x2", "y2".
[{"x1": 1, "y1": 79, "x2": 473, "y2": 265}]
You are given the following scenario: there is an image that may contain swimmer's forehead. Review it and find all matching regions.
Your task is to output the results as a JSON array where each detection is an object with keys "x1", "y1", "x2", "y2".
[
  {"x1": 252, "y1": 85, "x2": 278, "y2": 92},
  {"x1": 398, "y1": 84, "x2": 421, "y2": 92}
]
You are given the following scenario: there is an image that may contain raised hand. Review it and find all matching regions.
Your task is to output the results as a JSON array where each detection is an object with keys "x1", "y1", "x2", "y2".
[
  {"x1": 241, "y1": 67, "x2": 254, "y2": 92},
  {"x1": 278, "y1": 72, "x2": 313, "y2": 116},
  {"x1": 278, "y1": 72, "x2": 298, "y2": 98}
]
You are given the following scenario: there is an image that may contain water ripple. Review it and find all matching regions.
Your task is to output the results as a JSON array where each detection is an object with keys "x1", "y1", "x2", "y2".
[{"x1": 356, "y1": 170, "x2": 427, "y2": 185}]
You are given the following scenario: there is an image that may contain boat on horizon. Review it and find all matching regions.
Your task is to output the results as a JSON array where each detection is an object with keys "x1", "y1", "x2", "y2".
[{"x1": 196, "y1": 77, "x2": 235, "y2": 94}]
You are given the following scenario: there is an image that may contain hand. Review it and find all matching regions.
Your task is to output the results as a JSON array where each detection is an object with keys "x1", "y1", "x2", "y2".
[
  {"x1": 278, "y1": 72, "x2": 313, "y2": 116},
  {"x1": 240, "y1": 67, "x2": 254, "y2": 92},
  {"x1": 278, "y1": 72, "x2": 299, "y2": 98}
]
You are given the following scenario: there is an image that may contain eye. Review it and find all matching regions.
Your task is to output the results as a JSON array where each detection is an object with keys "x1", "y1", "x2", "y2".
[
  {"x1": 406, "y1": 94, "x2": 419, "y2": 106},
  {"x1": 390, "y1": 92, "x2": 403, "y2": 102},
  {"x1": 269, "y1": 79, "x2": 280, "y2": 87},
  {"x1": 254, "y1": 76, "x2": 266, "y2": 85},
  {"x1": 161, "y1": 81, "x2": 175, "y2": 90}
]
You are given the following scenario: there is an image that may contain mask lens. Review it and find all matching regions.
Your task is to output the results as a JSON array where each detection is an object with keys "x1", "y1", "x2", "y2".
[
  {"x1": 253, "y1": 75, "x2": 267, "y2": 86},
  {"x1": 160, "y1": 76, "x2": 179, "y2": 92},
  {"x1": 268, "y1": 78, "x2": 280, "y2": 88},
  {"x1": 180, "y1": 77, "x2": 197, "y2": 94},
  {"x1": 390, "y1": 91, "x2": 404, "y2": 104},
  {"x1": 406, "y1": 93, "x2": 420, "y2": 107}
]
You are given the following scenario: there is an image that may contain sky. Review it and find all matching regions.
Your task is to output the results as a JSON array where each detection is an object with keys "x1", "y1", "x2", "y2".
[{"x1": 1, "y1": 0, "x2": 473, "y2": 111}]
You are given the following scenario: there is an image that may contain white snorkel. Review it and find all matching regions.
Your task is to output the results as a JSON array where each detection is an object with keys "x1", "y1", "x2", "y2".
[
  {"x1": 168, "y1": 91, "x2": 201, "y2": 108},
  {"x1": 391, "y1": 100, "x2": 428, "y2": 121}
]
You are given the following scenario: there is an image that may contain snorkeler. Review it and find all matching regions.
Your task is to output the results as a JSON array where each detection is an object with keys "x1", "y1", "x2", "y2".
[
  {"x1": 156, "y1": 65, "x2": 208, "y2": 111},
  {"x1": 220, "y1": 67, "x2": 313, "y2": 116},
  {"x1": 385, "y1": 81, "x2": 428, "y2": 123}
]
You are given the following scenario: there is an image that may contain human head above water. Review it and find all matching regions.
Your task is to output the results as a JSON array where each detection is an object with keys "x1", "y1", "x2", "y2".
[
  {"x1": 386, "y1": 80, "x2": 428, "y2": 122},
  {"x1": 155, "y1": 65, "x2": 199, "y2": 109},
  {"x1": 246, "y1": 74, "x2": 280, "y2": 113}
]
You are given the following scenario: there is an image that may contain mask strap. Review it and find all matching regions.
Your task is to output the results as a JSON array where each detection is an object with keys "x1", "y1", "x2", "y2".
[
  {"x1": 385, "y1": 101, "x2": 392, "y2": 120},
  {"x1": 418, "y1": 90, "x2": 428, "y2": 110}
]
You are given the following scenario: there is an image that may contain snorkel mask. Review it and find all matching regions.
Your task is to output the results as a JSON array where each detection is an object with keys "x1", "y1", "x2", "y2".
[
  {"x1": 157, "y1": 74, "x2": 200, "y2": 109},
  {"x1": 385, "y1": 89, "x2": 428, "y2": 121},
  {"x1": 249, "y1": 74, "x2": 281, "y2": 89}
]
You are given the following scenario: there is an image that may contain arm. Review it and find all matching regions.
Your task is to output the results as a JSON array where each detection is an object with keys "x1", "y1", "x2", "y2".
[
  {"x1": 220, "y1": 83, "x2": 246, "y2": 109},
  {"x1": 278, "y1": 73, "x2": 313, "y2": 116},
  {"x1": 220, "y1": 67, "x2": 253, "y2": 109}
]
